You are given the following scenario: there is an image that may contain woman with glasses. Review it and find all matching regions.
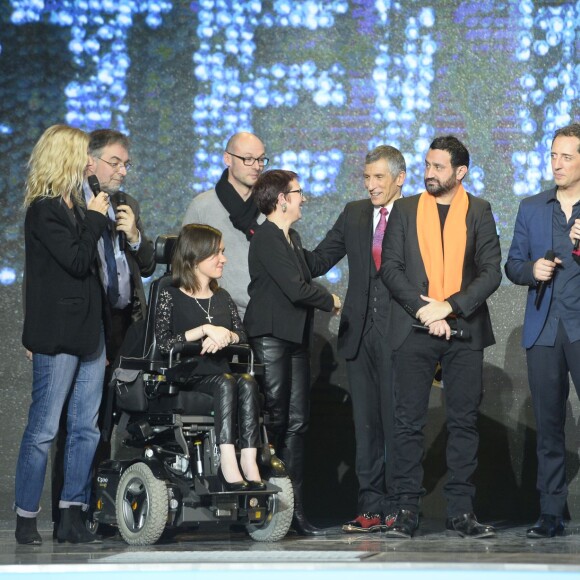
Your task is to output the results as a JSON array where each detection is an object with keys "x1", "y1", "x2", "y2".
[
  {"x1": 15, "y1": 125, "x2": 110, "y2": 545},
  {"x1": 244, "y1": 169, "x2": 341, "y2": 535}
]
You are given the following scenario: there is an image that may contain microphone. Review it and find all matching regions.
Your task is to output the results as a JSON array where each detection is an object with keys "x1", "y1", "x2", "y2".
[
  {"x1": 116, "y1": 192, "x2": 127, "y2": 252},
  {"x1": 87, "y1": 175, "x2": 100, "y2": 197},
  {"x1": 412, "y1": 323, "x2": 470, "y2": 339},
  {"x1": 573, "y1": 238, "x2": 580, "y2": 257},
  {"x1": 535, "y1": 249, "x2": 555, "y2": 309}
]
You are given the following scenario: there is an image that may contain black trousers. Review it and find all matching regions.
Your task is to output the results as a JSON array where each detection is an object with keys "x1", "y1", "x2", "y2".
[
  {"x1": 192, "y1": 373, "x2": 260, "y2": 448},
  {"x1": 346, "y1": 322, "x2": 395, "y2": 516},
  {"x1": 527, "y1": 322, "x2": 580, "y2": 517},
  {"x1": 250, "y1": 336, "x2": 310, "y2": 503},
  {"x1": 392, "y1": 330, "x2": 483, "y2": 517}
]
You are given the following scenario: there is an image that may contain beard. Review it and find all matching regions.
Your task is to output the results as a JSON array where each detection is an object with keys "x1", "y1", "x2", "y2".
[{"x1": 425, "y1": 174, "x2": 456, "y2": 197}]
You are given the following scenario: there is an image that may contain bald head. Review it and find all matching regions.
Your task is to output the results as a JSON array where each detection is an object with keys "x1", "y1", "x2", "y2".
[{"x1": 224, "y1": 132, "x2": 267, "y2": 198}]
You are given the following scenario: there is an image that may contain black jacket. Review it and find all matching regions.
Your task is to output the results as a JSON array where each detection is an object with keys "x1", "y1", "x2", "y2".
[
  {"x1": 304, "y1": 198, "x2": 388, "y2": 360},
  {"x1": 244, "y1": 219, "x2": 334, "y2": 344},
  {"x1": 22, "y1": 196, "x2": 108, "y2": 356},
  {"x1": 381, "y1": 192, "x2": 502, "y2": 351}
]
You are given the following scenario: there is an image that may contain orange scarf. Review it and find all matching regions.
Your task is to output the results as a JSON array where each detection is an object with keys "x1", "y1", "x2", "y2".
[{"x1": 416, "y1": 185, "x2": 468, "y2": 301}]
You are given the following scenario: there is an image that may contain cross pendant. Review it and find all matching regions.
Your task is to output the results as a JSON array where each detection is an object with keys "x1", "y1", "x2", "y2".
[{"x1": 206, "y1": 313, "x2": 213, "y2": 323}]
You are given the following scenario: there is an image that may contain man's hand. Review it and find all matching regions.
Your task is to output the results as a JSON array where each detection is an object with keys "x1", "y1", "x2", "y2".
[
  {"x1": 569, "y1": 219, "x2": 580, "y2": 247},
  {"x1": 116, "y1": 204, "x2": 139, "y2": 244},
  {"x1": 332, "y1": 293, "x2": 342, "y2": 315},
  {"x1": 533, "y1": 256, "x2": 562, "y2": 282},
  {"x1": 416, "y1": 295, "x2": 453, "y2": 326},
  {"x1": 428, "y1": 320, "x2": 452, "y2": 340}
]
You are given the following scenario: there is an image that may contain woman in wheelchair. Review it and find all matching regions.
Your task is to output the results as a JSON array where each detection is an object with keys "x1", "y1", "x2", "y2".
[{"x1": 154, "y1": 223, "x2": 265, "y2": 492}]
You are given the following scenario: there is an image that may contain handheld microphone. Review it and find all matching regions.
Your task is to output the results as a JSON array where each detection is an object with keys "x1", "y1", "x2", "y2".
[
  {"x1": 573, "y1": 238, "x2": 580, "y2": 257},
  {"x1": 412, "y1": 323, "x2": 470, "y2": 339},
  {"x1": 116, "y1": 192, "x2": 127, "y2": 252},
  {"x1": 535, "y1": 249, "x2": 555, "y2": 308},
  {"x1": 87, "y1": 175, "x2": 100, "y2": 197}
]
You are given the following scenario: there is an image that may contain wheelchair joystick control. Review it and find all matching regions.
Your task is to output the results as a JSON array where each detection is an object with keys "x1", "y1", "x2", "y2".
[{"x1": 194, "y1": 441, "x2": 203, "y2": 476}]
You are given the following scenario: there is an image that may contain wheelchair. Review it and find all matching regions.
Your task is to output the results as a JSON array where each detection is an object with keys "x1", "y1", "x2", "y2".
[{"x1": 93, "y1": 235, "x2": 294, "y2": 545}]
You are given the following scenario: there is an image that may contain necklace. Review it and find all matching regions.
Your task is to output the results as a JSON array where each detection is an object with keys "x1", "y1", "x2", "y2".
[{"x1": 193, "y1": 296, "x2": 213, "y2": 323}]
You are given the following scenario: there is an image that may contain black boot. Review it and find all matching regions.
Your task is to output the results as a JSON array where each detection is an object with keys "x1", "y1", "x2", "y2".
[
  {"x1": 282, "y1": 434, "x2": 328, "y2": 537},
  {"x1": 15, "y1": 515, "x2": 42, "y2": 545},
  {"x1": 56, "y1": 506, "x2": 101, "y2": 544}
]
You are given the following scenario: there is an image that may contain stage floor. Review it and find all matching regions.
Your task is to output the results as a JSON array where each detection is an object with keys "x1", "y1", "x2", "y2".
[{"x1": 1, "y1": 520, "x2": 580, "y2": 578}]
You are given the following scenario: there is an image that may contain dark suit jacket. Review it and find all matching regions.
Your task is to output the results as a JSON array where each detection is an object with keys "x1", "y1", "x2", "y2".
[
  {"x1": 304, "y1": 198, "x2": 388, "y2": 360},
  {"x1": 381, "y1": 192, "x2": 502, "y2": 351},
  {"x1": 22, "y1": 196, "x2": 108, "y2": 356},
  {"x1": 111, "y1": 192, "x2": 155, "y2": 320},
  {"x1": 504, "y1": 188, "x2": 556, "y2": 348},
  {"x1": 244, "y1": 219, "x2": 335, "y2": 344}
]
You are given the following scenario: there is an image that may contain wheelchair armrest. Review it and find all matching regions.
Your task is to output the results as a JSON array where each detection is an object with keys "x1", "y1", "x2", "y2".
[{"x1": 169, "y1": 342, "x2": 256, "y2": 374}]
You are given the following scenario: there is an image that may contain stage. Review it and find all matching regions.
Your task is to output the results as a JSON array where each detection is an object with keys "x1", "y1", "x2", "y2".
[{"x1": 2, "y1": 520, "x2": 580, "y2": 579}]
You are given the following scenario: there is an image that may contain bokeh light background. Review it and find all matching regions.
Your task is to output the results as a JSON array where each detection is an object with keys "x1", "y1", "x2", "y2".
[{"x1": 0, "y1": 0, "x2": 577, "y2": 293}]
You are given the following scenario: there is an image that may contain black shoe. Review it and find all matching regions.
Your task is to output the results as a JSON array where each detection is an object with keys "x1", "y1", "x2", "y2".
[
  {"x1": 526, "y1": 514, "x2": 564, "y2": 538},
  {"x1": 292, "y1": 509, "x2": 328, "y2": 536},
  {"x1": 445, "y1": 512, "x2": 496, "y2": 539},
  {"x1": 56, "y1": 506, "x2": 101, "y2": 544},
  {"x1": 217, "y1": 467, "x2": 249, "y2": 492},
  {"x1": 384, "y1": 509, "x2": 418, "y2": 538},
  {"x1": 15, "y1": 516, "x2": 42, "y2": 545},
  {"x1": 245, "y1": 479, "x2": 267, "y2": 491}
]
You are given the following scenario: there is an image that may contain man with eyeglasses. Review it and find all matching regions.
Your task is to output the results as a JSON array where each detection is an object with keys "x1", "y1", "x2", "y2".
[
  {"x1": 51, "y1": 128, "x2": 155, "y2": 534},
  {"x1": 183, "y1": 131, "x2": 267, "y2": 318}
]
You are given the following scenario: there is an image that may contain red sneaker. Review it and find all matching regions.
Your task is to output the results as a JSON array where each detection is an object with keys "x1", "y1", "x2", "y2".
[{"x1": 342, "y1": 513, "x2": 383, "y2": 533}]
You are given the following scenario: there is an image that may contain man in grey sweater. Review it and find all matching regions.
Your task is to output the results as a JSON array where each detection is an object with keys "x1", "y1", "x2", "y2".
[{"x1": 183, "y1": 132, "x2": 267, "y2": 318}]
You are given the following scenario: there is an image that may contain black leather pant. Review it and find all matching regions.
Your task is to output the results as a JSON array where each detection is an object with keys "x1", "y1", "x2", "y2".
[
  {"x1": 194, "y1": 373, "x2": 260, "y2": 448},
  {"x1": 250, "y1": 336, "x2": 311, "y2": 504}
]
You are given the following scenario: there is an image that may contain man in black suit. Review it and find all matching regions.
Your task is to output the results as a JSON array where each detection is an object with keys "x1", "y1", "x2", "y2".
[
  {"x1": 52, "y1": 129, "x2": 155, "y2": 529},
  {"x1": 305, "y1": 145, "x2": 406, "y2": 532},
  {"x1": 381, "y1": 136, "x2": 501, "y2": 539}
]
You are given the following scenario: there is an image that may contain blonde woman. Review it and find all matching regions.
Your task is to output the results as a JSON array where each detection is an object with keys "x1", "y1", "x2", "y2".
[{"x1": 15, "y1": 125, "x2": 109, "y2": 544}]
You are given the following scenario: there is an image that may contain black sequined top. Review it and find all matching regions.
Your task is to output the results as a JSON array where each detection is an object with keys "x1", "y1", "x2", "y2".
[{"x1": 155, "y1": 286, "x2": 247, "y2": 375}]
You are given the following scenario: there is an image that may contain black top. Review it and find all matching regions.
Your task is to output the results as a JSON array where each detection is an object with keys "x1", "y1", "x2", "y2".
[
  {"x1": 22, "y1": 196, "x2": 108, "y2": 356},
  {"x1": 536, "y1": 192, "x2": 580, "y2": 345},
  {"x1": 155, "y1": 286, "x2": 246, "y2": 375},
  {"x1": 244, "y1": 219, "x2": 334, "y2": 344}
]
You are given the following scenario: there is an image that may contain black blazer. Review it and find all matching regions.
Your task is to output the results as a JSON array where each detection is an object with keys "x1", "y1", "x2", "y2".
[
  {"x1": 304, "y1": 199, "x2": 388, "y2": 360},
  {"x1": 244, "y1": 219, "x2": 334, "y2": 344},
  {"x1": 22, "y1": 196, "x2": 108, "y2": 356},
  {"x1": 110, "y1": 192, "x2": 155, "y2": 320},
  {"x1": 381, "y1": 192, "x2": 502, "y2": 351}
]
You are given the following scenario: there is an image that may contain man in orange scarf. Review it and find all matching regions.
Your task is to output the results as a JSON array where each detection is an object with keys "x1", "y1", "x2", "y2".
[{"x1": 381, "y1": 136, "x2": 502, "y2": 539}]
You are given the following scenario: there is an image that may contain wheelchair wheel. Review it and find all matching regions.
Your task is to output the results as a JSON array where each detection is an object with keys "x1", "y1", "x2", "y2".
[
  {"x1": 116, "y1": 462, "x2": 168, "y2": 545},
  {"x1": 246, "y1": 476, "x2": 294, "y2": 542}
]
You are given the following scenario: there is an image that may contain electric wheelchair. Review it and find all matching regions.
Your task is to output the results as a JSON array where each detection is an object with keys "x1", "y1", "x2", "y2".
[{"x1": 93, "y1": 235, "x2": 294, "y2": 545}]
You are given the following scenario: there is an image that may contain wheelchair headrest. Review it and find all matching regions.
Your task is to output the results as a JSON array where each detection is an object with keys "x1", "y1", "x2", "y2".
[{"x1": 155, "y1": 235, "x2": 177, "y2": 266}]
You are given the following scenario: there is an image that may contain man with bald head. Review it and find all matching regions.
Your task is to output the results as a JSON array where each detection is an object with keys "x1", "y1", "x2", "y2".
[{"x1": 183, "y1": 132, "x2": 268, "y2": 317}]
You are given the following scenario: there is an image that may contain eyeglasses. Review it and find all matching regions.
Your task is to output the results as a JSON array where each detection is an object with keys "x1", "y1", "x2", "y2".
[
  {"x1": 287, "y1": 188, "x2": 306, "y2": 199},
  {"x1": 226, "y1": 152, "x2": 269, "y2": 167},
  {"x1": 96, "y1": 157, "x2": 133, "y2": 172}
]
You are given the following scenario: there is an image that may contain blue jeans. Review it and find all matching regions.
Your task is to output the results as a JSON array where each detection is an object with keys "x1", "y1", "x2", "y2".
[{"x1": 15, "y1": 331, "x2": 105, "y2": 516}]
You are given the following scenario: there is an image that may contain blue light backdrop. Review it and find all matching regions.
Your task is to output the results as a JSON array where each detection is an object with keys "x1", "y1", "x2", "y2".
[{"x1": 0, "y1": 0, "x2": 578, "y2": 292}]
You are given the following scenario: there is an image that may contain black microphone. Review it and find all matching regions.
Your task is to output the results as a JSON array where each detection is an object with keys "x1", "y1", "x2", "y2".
[
  {"x1": 87, "y1": 175, "x2": 100, "y2": 197},
  {"x1": 535, "y1": 249, "x2": 555, "y2": 309},
  {"x1": 116, "y1": 192, "x2": 127, "y2": 252},
  {"x1": 412, "y1": 323, "x2": 470, "y2": 339},
  {"x1": 573, "y1": 238, "x2": 580, "y2": 257}
]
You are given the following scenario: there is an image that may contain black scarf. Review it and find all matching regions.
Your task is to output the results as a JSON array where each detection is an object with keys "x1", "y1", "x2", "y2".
[{"x1": 215, "y1": 169, "x2": 260, "y2": 240}]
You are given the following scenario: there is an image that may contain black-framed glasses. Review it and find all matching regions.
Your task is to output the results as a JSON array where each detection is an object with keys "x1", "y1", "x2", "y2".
[
  {"x1": 96, "y1": 157, "x2": 133, "y2": 172},
  {"x1": 287, "y1": 188, "x2": 306, "y2": 199},
  {"x1": 226, "y1": 151, "x2": 269, "y2": 167}
]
